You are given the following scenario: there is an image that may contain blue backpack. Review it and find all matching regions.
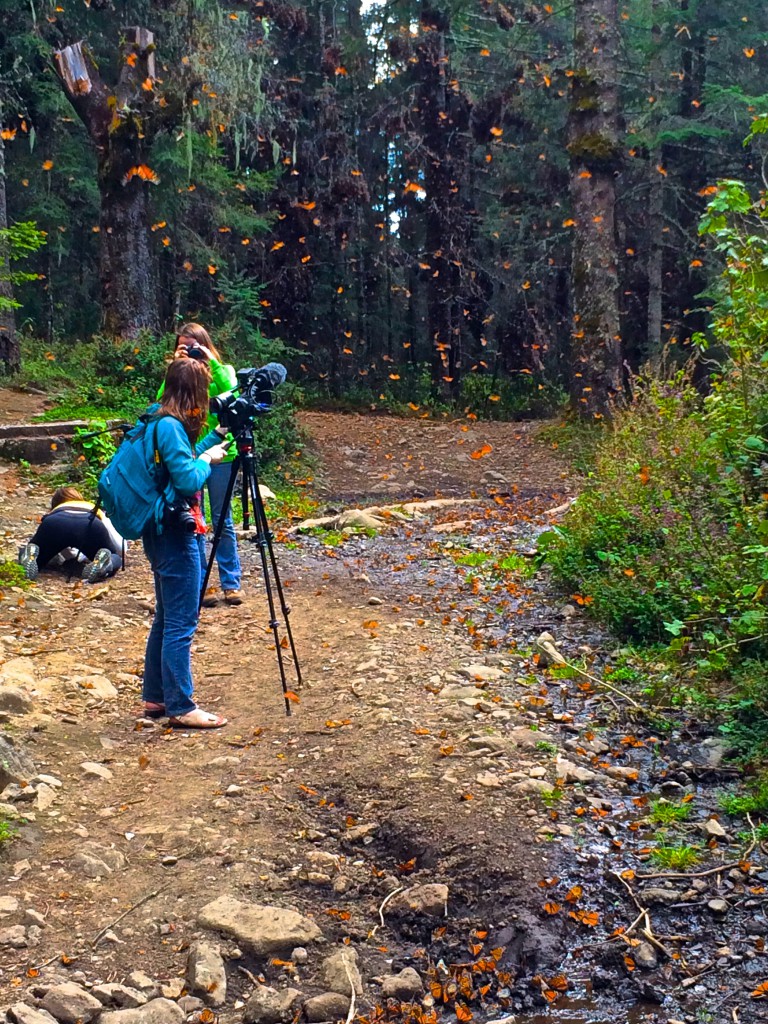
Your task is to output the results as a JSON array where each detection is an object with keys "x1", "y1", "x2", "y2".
[{"x1": 97, "y1": 416, "x2": 169, "y2": 541}]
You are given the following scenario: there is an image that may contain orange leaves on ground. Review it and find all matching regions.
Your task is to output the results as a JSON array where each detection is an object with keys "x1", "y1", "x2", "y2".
[
  {"x1": 752, "y1": 981, "x2": 768, "y2": 998},
  {"x1": 470, "y1": 444, "x2": 493, "y2": 460},
  {"x1": 637, "y1": 465, "x2": 651, "y2": 484},
  {"x1": 362, "y1": 619, "x2": 379, "y2": 630},
  {"x1": 325, "y1": 719, "x2": 351, "y2": 729},
  {"x1": 295, "y1": 200, "x2": 316, "y2": 210}
]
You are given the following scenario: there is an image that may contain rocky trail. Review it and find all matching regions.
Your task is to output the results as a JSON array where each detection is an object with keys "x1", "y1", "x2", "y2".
[{"x1": 0, "y1": 405, "x2": 765, "y2": 1024}]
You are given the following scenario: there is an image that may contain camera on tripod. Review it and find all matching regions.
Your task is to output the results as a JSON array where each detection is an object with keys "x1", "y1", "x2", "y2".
[{"x1": 209, "y1": 362, "x2": 287, "y2": 435}]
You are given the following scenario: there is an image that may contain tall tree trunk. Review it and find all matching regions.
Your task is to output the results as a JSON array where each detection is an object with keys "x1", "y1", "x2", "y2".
[
  {"x1": 0, "y1": 125, "x2": 18, "y2": 374},
  {"x1": 54, "y1": 30, "x2": 160, "y2": 337},
  {"x1": 568, "y1": 0, "x2": 623, "y2": 418},
  {"x1": 646, "y1": 1, "x2": 664, "y2": 362}
]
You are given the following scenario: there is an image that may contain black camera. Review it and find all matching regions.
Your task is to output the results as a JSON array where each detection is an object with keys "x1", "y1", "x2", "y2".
[
  {"x1": 209, "y1": 362, "x2": 287, "y2": 434},
  {"x1": 164, "y1": 499, "x2": 197, "y2": 533},
  {"x1": 185, "y1": 345, "x2": 206, "y2": 361}
]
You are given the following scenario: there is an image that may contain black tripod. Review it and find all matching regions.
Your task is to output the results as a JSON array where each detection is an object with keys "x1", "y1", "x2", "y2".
[{"x1": 199, "y1": 424, "x2": 302, "y2": 716}]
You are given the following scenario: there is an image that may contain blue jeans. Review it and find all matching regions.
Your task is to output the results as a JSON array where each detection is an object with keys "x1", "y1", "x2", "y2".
[
  {"x1": 142, "y1": 525, "x2": 200, "y2": 717},
  {"x1": 202, "y1": 461, "x2": 242, "y2": 591}
]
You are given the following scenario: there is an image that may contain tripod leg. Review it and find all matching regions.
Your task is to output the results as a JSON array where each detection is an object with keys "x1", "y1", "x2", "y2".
[
  {"x1": 250, "y1": 469, "x2": 303, "y2": 690},
  {"x1": 241, "y1": 462, "x2": 251, "y2": 531},
  {"x1": 243, "y1": 461, "x2": 299, "y2": 716},
  {"x1": 199, "y1": 456, "x2": 241, "y2": 613}
]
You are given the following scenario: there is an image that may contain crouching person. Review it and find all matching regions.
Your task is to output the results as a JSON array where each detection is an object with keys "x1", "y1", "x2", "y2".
[{"x1": 19, "y1": 486, "x2": 124, "y2": 583}]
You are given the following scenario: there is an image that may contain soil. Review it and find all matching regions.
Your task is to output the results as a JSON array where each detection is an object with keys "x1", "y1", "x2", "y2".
[{"x1": 0, "y1": 400, "x2": 765, "y2": 1024}]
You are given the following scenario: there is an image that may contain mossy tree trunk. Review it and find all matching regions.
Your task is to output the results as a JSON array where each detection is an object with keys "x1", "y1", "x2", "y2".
[
  {"x1": 568, "y1": 0, "x2": 623, "y2": 418},
  {"x1": 53, "y1": 30, "x2": 160, "y2": 338},
  {"x1": 0, "y1": 125, "x2": 18, "y2": 374}
]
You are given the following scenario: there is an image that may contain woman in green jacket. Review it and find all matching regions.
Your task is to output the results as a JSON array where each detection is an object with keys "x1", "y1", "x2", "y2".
[{"x1": 168, "y1": 323, "x2": 244, "y2": 606}]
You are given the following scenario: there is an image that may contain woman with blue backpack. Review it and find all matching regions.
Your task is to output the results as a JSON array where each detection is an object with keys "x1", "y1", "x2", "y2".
[{"x1": 140, "y1": 357, "x2": 231, "y2": 728}]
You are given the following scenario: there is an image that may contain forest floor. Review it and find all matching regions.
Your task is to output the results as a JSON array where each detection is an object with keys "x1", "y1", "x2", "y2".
[{"x1": 0, "y1": 398, "x2": 765, "y2": 1024}]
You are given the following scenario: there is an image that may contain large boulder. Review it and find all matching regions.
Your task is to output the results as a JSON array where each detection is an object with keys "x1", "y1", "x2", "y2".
[
  {"x1": 6, "y1": 1005, "x2": 59, "y2": 1024},
  {"x1": 389, "y1": 884, "x2": 449, "y2": 917},
  {"x1": 198, "y1": 897, "x2": 322, "y2": 954}
]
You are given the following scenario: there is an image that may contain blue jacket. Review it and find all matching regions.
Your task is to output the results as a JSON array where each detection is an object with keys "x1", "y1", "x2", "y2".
[{"x1": 151, "y1": 413, "x2": 222, "y2": 505}]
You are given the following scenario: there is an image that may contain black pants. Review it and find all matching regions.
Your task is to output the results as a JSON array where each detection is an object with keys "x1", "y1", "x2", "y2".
[{"x1": 30, "y1": 509, "x2": 122, "y2": 574}]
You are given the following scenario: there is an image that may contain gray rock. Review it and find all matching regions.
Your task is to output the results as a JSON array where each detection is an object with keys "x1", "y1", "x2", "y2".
[
  {"x1": 0, "y1": 735, "x2": 36, "y2": 790},
  {"x1": 6, "y1": 1005, "x2": 59, "y2": 1024},
  {"x1": 0, "y1": 686, "x2": 33, "y2": 715},
  {"x1": 91, "y1": 984, "x2": 148, "y2": 1008},
  {"x1": 640, "y1": 888, "x2": 685, "y2": 906},
  {"x1": 381, "y1": 967, "x2": 423, "y2": 1001},
  {"x1": 34, "y1": 784, "x2": 57, "y2": 811},
  {"x1": 303, "y1": 992, "x2": 350, "y2": 1023},
  {"x1": 390, "y1": 884, "x2": 448, "y2": 917},
  {"x1": 457, "y1": 665, "x2": 507, "y2": 682},
  {"x1": 0, "y1": 895, "x2": 20, "y2": 917},
  {"x1": 708, "y1": 899, "x2": 729, "y2": 915},
  {"x1": 79, "y1": 761, "x2": 113, "y2": 781},
  {"x1": 0, "y1": 657, "x2": 36, "y2": 687},
  {"x1": 198, "y1": 896, "x2": 322, "y2": 954},
  {"x1": 99, "y1": 998, "x2": 184, "y2": 1024},
  {"x1": 177, "y1": 996, "x2": 205, "y2": 1014},
  {"x1": 343, "y1": 823, "x2": 378, "y2": 843},
  {"x1": 123, "y1": 971, "x2": 160, "y2": 998},
  {"x1": 439, "y1": 685, "x2": 483, "y2": 701},
  {"x1": 510, "y1": 778, "x2": 554, "y2": 796},
  {"x1": 41, "y1": 983, "x2": 103, "y2": 1023},
  {"x1": 71, "y1": 845, "x2": 126, "y2": 879},
  {"x1": 292, "y1": 947, "x2": 309, "y2": 964},
  {"x1": 702, "y1": 818, "x2": 728, "y2": 839},
  {"x1": 243, "y1": 985, "x2": 303, "y2": 1024},
  {"x1": 321, "y1": 948, "x2": 363, "y2": 997},
  {"x1": 633, "y1": 941, "x2": 658, "y2": 971},
  {"x1": 0, "y1": 924, "x2": 27, "y2": 947},
  {"x1": 186, "y1": 940, "x2": 227, "y2": 1007},
  {"x1": 77, "y1": 675, "x2": 118, "y2": 699},
  {"x1": 555, "y1": 758, "x2": 596, "y2": 784}
]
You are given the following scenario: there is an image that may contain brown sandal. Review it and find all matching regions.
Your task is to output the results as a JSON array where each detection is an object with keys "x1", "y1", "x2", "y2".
[{"x1": 168, "y1": 708, "x2": 228, "y2": 730}]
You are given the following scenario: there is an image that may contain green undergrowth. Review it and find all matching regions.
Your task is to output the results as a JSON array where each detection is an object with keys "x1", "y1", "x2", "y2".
[
  {"x1": 301, "y1": 365, "x2": 565, "y2": 420},
  {"x1": 540, "y1": 179, "x2": 768, "y2": 759},
  {"x1": 13, "y1": 332, "x2": 310, "y2": 494}
]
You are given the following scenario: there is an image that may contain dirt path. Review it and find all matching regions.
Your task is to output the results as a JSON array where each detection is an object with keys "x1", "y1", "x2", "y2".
[{"x1": 0, "y1": 411, "x2": 764, "y2": 1024}]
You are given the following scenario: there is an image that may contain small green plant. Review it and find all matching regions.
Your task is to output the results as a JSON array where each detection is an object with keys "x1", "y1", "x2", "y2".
[
  {"x1": 452, "y1": 550, "x2": 492, "y2": 567},
  {"x1": 720, "y1": 773, "x2": 768, "y2": 817},
  {"x1": 540, "y1": 787, "x2": 563, "y2": 806},
  {"x1": 535, "y1": 740, "x2": 559, "y2": 755},
  {"x1": 649, "y1": 799, "x2": 691, "y2": 826},
  {"x1": 0, "y1": 814, "x2": 18, "y2": 844},
  {"x1": 738, "y1": 822, "x2": 768, "y2": 844},
  {"x1": 0, "y1": 562, "x2": 29, "y2": 589},
  {"x1": 649, "y1": 843, "x2": 701, "y2": 870}
]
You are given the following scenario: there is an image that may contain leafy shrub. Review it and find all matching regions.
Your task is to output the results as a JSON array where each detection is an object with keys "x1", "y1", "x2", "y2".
[
  {"x1": 0, "y1": 561, "x2": 29, "y2": 588},
  {"x1": 542, "y1": 180, "x2": 768, "y2": 657}
]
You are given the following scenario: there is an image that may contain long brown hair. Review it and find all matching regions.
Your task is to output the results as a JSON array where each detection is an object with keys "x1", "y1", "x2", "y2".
[
  {"x1": 158, "y1": 358, "x2": 211, "y2": 441},
  {"x1": 175, "y1": 322, "x2": 222, "y2": 363},
  {"x1": 51, "y1": 486, "x2": 84, "y2": 509}
]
